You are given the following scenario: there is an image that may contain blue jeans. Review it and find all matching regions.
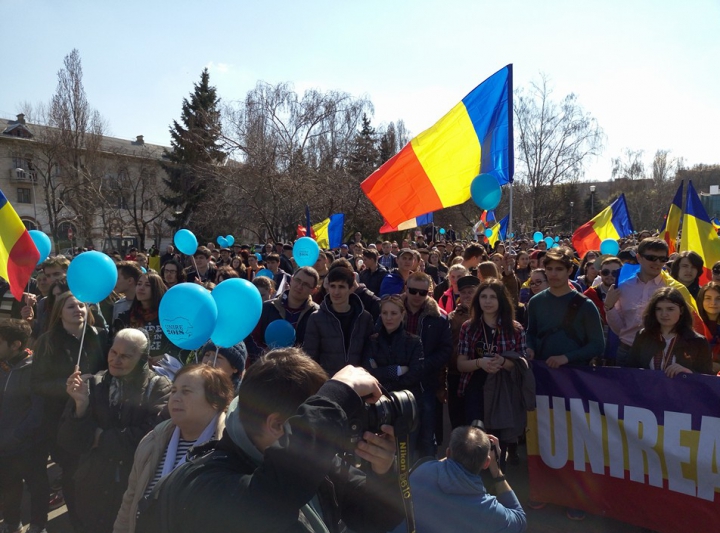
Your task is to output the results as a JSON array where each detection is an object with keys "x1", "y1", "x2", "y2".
[{"x1": 417, "y1": 388, "x2": 438, "y2": 459}]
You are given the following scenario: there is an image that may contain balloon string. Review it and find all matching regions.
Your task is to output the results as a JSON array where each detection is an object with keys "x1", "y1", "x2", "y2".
[
  {"x1": 75, "y1": 307, "x2": 90, "y2": 369},
  {"x1": 191, "y1": 256, "x2": 200, "y2": 278},
  {"x1": 213, "y1": 351, "x2": 219, "y2": 367}
]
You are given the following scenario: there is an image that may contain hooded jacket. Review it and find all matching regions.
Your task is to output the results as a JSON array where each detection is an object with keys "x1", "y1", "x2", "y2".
[
  {"x1": 409, "y1": 458, "x2": 526, "y2": 533},
  {"x1": 0, "y1": 350, "x2": 45, "y2": 455},
  {"x1": 401, "y1": 295, "x2": 452, "y2": 391},
  {"x1": 134, "y1": 381, "x2": 404, "y2": 533},
  {"x1": 303, "y1": 293, "x2": 374, "y2": 375}
]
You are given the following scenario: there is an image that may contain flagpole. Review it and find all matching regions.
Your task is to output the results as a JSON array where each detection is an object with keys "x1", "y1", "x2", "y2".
[{"x1": 508, "y1": 184, "x2": 513, "y2": 240}]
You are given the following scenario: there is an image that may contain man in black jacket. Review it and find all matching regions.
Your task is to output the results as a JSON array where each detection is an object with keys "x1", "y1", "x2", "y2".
[
  {"x1": 250, "y1": 267, "x2": 320, "y2": 362},
  {"x1": 0, "y1": 319, "x2": 49, "y2": 533},
  {"x1": 359, "y1": 248, "x2": 388, "y2": 296},
  {"x1": 136, "y1": 349, "x2": 404, "y2": 533},
  {"x1": 403, "y1": 272, "x2": 453, "y2": 458}
]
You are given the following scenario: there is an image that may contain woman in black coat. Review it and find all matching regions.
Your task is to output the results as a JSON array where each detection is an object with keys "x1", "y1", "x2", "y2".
[
  {"x1": 363, "y1": 295, "x2": 424, "y2": 399},
  {"x1": 60, "y1": 328, "x2": 171, "y2": 533},
  {"x1": 31, "y1": 290, "x2": 108, "y2": 528},
  {"x1": 629, "y1": 287, "x2": 712, "y2": 376}
]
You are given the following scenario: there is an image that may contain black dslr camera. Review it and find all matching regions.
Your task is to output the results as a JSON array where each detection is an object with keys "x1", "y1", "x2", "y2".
[{"x1": 345, "y1": 390, "x2": 419, "y2": 451}]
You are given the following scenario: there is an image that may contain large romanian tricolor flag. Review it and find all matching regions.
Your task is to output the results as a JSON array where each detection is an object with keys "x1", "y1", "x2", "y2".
[
  {"x1": 0, "y1": 188, "x2": 40, "y2": 300},
  {"x1": 379, "y1": 212, "x2": 433, "y2": 234},
  {"x1": 660, "y1": 181, "x2": 683, "y2": 255},
  {"x1": 572, "y1": 194, "x2": 634, "y2": 258},
  {"x1": 680, "y1": 181, "x2": 720, "y2": 285},
  {"x1": 361, "y1": 65, "x2": 513, "y2": 227}
]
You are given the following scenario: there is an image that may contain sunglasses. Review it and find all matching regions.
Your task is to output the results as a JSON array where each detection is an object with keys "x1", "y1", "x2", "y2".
[
  {"x1": 713, "y1": 268, "x2": 720, "y2": 274},
  {"x1": 601, "y1": 269, "x2": 620, "y2": 276},
  {"x1": 641, "y1": 254, "x2": 669, "y2": 263},
  {"x1": 407, "y1": 288, "x2": 429, "y2": 297}
]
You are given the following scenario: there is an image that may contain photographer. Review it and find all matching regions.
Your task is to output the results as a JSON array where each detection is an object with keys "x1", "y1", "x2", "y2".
[
  {"x1": 136, "y1": 349, "x2": 404, "y2": 533},
  {"x1": 408, "y1": 425, "x2": 526, "y2": 533}
]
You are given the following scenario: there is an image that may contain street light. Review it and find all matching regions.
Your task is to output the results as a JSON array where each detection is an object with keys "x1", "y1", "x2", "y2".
[
  {"x1": 589, "y1": 185, "x2": 596, "y2": 216},
  {"x1": 570, "y1": 201, "x2": 574, "y2": 232}
]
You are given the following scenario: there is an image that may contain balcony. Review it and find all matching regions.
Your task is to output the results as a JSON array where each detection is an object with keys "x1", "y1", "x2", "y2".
[{"x1": 8, "y1": 168, "x2": 37, "y2": 183}]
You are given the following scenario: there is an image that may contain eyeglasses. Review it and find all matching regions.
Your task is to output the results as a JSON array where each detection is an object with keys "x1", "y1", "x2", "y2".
[
  {"x1": 600, "y1": 269, "x2": 620, "y2": 276},
  {"x1": 293, "y1": 278, "x2": 316, "y2": 290},
  {"x1": 164, "y1": 269, "x2": 178, "y2": 274},
  {"x1": 641, "y1": 254, "x2": 669, "y2": 263},
  {"x1": 407, "y1": 288, "x2": 429, "y2": 297},
  {"x1": 529, "y1": 280, "x2": 547, "y2": 287}
]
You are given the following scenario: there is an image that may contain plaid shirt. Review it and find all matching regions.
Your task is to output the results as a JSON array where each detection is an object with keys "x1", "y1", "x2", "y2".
[{"x1": 457, "y1": 319, "x2": 526, "y2": 396}]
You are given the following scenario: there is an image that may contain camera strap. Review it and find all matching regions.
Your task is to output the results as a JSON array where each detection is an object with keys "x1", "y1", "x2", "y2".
[{"x1": 394, "y1": 416, "x2": 416, "y2": 533}]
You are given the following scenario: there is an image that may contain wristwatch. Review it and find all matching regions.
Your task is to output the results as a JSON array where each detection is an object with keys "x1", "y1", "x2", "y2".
[{"x1": 493, "y1": 475, "x2": 506, "y2": 483}]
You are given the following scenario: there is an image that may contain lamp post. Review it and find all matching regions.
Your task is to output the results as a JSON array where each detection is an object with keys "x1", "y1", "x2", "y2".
[
  {"x1": 570, "y1": 201, "x2": 574, "y2": 233},
  {"x1": 590, "y1": 185, "x2": 596, "y2": 216}
]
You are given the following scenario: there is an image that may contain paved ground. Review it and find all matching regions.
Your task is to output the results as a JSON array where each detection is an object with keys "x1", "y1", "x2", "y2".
[{"x1": 4, "y1": 442, "x2": 647, "y2": 533}]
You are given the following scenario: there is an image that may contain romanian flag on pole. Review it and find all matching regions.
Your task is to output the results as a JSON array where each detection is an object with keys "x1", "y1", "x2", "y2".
[
  {"x1": 0, "y1": 188, "x2": 40, "y2": 300},
  {"x1": 660, "y1": 181, "x2": 683, "y2": 255},
  {"x1": 379, "y1": 212, "x2": 433, "y2": 234},
  {"x1": 571, "y1": 194, "x2": 634, "y2": 258},
  {"x1": 680, "y1": 181, "x2": 720, "y2": 285},
  {"x1": 361, "y1": 65, "x2": 514, "y2": 227},
  {"x1": 487, "y1": 214, "x2": 509, "y2": 247},
  {"x1": 311, "y1": 214, "x2": 345, "y2": 250}
]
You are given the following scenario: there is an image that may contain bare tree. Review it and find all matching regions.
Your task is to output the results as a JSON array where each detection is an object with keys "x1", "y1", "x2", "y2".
[
  {"x1": 46, "y1": 49, "x2": 107, "y2": 246},
  {"x1": 220, "y1": 82, "x2": 372, "y2": 241},
  {"x1": 514, "y1": 74, "x2": 604, "y2": 230}
]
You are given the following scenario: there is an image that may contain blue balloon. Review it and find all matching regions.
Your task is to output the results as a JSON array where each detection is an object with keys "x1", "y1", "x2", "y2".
[
  {"x1": 256, "y1": 268, "x2": 274, "y2": 279},
  {"x1": 28, "y1": 230, "x2": 51, "y2": 264},
  {"x1": 255, "y1": 253, "x2": 262, "y2": 261},
  {"x1": 67, "y1": 251, "x2": 118, "y2": 303},
  {"x1": 544, "y1": 237, "x2": 554, "y2": 248},
  {"x1": 470, "y1": 173, "x2": 502, "y2": 211},
  {"x1": 533, "y1": 231, "x2": 544, "y2": 243},
  {"x1": 175, "y1": 229, "x2": 198, "y2": 255},
  {"x1": 293, "y1": 237, "x2": 319, "y2": 267},
  {"x1": 600, "y1": 239, "x2": 620, "y2": 256},
  {"x1": 551, "y1": 243, "x2": 560, "y2": 248},
  {"x1": 141, "y1": 267, "x2": 147, "y2": 274},
  {"x1": 554, "y1": 236, "x2": 560, "y2": 243},
  {"x1": 211, "y1": 278, "x2": 262, "y2": 347},
  {"x1": 509, "y1": 233, "x2": 514, "y2": 238},
  {"x1": 225, "y1": 235, "x2": 235, "y2": 246},
  {"x1": 160, "y1": 283, "x2": 218, "y2": 350},
  {"x1": 265, "y1": 319, "x2": 296, "y2": 348},
  {"x1": 484, "y1": 229, "x2": 493, "y2": 237},
  {"x1": 439, "y1": 228, "x2": 446, "y2": 235},
  {"x1": 217, "y1": 236, "x2": 228, "y2": 248}
]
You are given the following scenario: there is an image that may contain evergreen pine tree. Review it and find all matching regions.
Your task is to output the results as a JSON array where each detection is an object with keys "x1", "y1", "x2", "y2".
[
  {"x1": 161, "y1": 68, "x2": 224, "y2": 229},
  {"x1": 348, "y1": 114, "x2": 379, "y2": 177}
]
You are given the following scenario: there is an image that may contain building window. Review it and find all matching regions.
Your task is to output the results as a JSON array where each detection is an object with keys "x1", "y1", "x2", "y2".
[
  {"x1": 17, "y1": 188, "x2": 31, "y2": 204},
  {"x1": 22, "y1": 219, "x2": 38, "y2": 231}
]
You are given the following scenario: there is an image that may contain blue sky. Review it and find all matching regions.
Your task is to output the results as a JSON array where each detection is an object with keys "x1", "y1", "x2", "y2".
[{"x1": 1, "y1": 0, "x2": 718, "y2": 182}]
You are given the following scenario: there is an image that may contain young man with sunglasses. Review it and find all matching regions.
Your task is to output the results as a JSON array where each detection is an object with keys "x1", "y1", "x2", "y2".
[
  {"x1": 605, "y1": 238, "x2": 671, "y2": 366},
  {"x1": 403, "y1": 272, "x2": 452, "y2": 458},
  {"x1": 584, "y1": 256, "x2": 623, "y2": 325}
]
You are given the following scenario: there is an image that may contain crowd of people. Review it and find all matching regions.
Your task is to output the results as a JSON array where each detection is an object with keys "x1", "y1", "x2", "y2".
[{"x1": 1, "y1": 226, "x2": 717, "y2": 533}]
